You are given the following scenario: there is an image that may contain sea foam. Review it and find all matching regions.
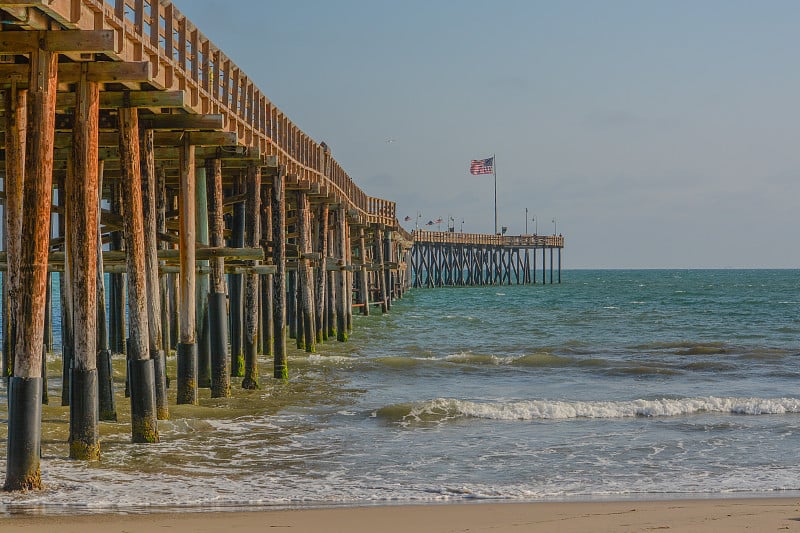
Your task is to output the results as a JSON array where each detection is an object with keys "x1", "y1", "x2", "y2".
[{"x1": 376, "y1": 396, "x2": 800, "y2": 425}]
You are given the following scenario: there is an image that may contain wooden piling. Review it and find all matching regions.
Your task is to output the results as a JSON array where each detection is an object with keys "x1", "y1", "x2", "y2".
[
  {"x1": 4, "y1": 46, "x2": 57, "y2": 492},
  {"x1": 358, "y1": 228, "x2": 369, "y2": 316},
  {"x1": 229, "y1": 174, "x2": 245, "y2": 377},
  {"x1": 242, "y1": 163, "x2": 261, "y2": 389},
  {"x1": 177, "y1": 135, "x2": 198, "y2": 404},
  {"x1": 118, "y1": 106, "x2": 159, "y2": 442},
  {"x1": 260, "y1": 185, "x2": 274, "y2": 357},
  {"x1": 373, "y1": 226, "x2": 388, "y2": 314},
  {"x1": 271, "y1": 168, "x2": 288, "y2": 379},
  {"x1": 383, "y1": 230, "x2": 392, "y2": 311},
  {"x1": 58, "y1": 180, "x2": 74, "y2": 407},
  {"x1": 296, "y1": 191, "x2": 316, "y2": 352},
  {"x1": 2, "y1": 87, "x2": 25, "y2": 383},
  {"x1": 157, "y1": 168, "x2": 171, "y2": 362},
  {"x1": 314, "y1": 204, "x2": 330, "y2": 337},
  {"x1": 335, "y1": 208, "x2": 349, "y2": 341},
  {"x1": 141, "y1": 128, "x2": 168, "y2": 419},
  {"x1": 109, "y1": 181, "x2": 126, "y2": 355},
  {"x1": 96, "y1": 161, "x2": 116, "y2": 422},
  {"x1": 206, "y1": 158, "x2": 230, "y2": 398},
  {"x1": 66, "y1": 68, "x2": 101, "y2": 460},
  {"x1": 195, "y1": 165, "x2": 211, "y2": 388}
]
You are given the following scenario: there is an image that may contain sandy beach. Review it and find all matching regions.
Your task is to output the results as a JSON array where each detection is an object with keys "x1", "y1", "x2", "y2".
[{"x1": 2, "y1": 498, "x2": 800, "y2": 532}]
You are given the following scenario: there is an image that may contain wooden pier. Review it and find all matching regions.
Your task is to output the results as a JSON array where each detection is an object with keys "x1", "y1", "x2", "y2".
[
  {"x1": 0, "y1": 0, "x2": 563, "y2": 492},
  {"x1": 411, "y1": 231, "x2": 564, "y2": 287},
  {"x1": 0, "y1": 0, "x2": 412, "y2": 491}
]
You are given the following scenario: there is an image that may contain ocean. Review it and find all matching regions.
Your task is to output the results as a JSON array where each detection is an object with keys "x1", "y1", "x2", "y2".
[{"x1": 2, "y1": 269, "x2": 800, "y2": 514}]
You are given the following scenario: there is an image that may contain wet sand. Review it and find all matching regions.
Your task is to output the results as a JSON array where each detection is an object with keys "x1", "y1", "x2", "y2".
[{"x1": 2, "y1": 498, "x2": 800, "y2": 532}]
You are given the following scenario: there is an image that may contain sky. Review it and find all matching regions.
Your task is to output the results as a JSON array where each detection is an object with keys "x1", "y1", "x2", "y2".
[{"x1": 177, "y1": 1, "x2": 800, "y2": 269}]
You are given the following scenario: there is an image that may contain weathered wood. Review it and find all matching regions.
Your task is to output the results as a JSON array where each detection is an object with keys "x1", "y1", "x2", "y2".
[
  {"x1": 118, "y1": 107, "x2": 158, "y2": 443},
  {"x1": 314, "y1": 204, "x2": 329, "y2": 339},
  {"x1": 58, "y1": 180, "x2": 74, "y2": 407},
  {"x1": 296, "y1": 191, "x2": 315, "y2": 352},
  {"x1": 4, "y1": 46, "x2": 57, "y2": 492},
  {"x1": 96, "y1": 160, "x2": 116, "y2": 422},
  {"x1": 141, "y1": 128, "x2": 168, "y2": 420},
  {"x1": 0, "y1": 61, "x2": 151, "y2": 85},
  {"x1": 195, "y1": 165, "x2": 211, "y2": 389},
  {"x1": 383, "y1": 230, "x2": 392, "y2": 311},
  {"x1": 335, "y1": 208, "x2": 348, "y2": 341},
  {"x1": 66, "y1": 69, "x2": 100, "y2": 460},
  {"x1": 373, "y1": 226, "x2": 387, "y2": 314},
  {"x1": 358, "y1": 228, "x2": 370, "y2": 316},
  {"x1": 260, "y1": 184, "x2": 274, "y2": 357},
  {"x1": 56, "y1": 90, "x2": 187, "y2": 111},
  {"x1": 272, "y1": 168, "x2": 288, "y2": 379},
  {"x1": 287, "y1": 269, "x2": 297, "y2": 341},
  {"x1": 177, "y1": 134, "x2": 198, "y2": 404},
  {"x1": 326, "y1": 227, "x2": 337, "y2": 340},
  {"x1": 242, "y1": 163, "x2": 261, "y2": 389},
  {"x1": 157, "y1": 168, "x2": 172, "y2": 359},
  {"x1": 229, "y1": 174, "x2": 245, "y2": 377},
  {"x1": 0, "y1": 30, "x2": 115, "y2": 53},
  {"x1": 2, "y1": 87, "x2": 25, "y2": 381},
  {"x1": 206, "y1": 158, "x2": 230, "y2": 398},
  {"x1": 109, "y1": 180, "x2": 126, "y2": 356}
]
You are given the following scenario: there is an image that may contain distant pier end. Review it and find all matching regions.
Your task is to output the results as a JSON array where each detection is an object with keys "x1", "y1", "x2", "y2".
[{"x1": 409, "y1": 230, "x2": 564, "y2": 287}]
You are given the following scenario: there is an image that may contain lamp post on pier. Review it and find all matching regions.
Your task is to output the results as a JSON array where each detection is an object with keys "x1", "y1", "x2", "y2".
[{"x1": 552, "y1": 217, "x2": 557, "y2": 235}]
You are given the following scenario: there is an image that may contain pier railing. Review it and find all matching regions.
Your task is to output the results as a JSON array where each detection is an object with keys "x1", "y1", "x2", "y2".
[
  {"x1": 15, "y1": 0, "x2": 399, "y2": 230},
  {"x1": 411, "y1": 230, "x2": 564, "y2": 248}
]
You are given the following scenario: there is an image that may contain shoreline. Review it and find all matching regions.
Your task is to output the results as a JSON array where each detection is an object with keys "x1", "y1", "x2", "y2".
[{"x1": 2, "y1": 497, "x2": 800, "y2": 532}]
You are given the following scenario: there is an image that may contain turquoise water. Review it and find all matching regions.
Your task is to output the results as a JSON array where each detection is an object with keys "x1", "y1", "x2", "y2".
[{"x1": 3, "y1": 269, "x2": 800, "y2": 512}]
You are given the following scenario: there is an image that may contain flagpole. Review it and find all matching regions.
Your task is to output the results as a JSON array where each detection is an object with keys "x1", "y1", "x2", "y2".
[{"x1": 493, "y1": 153, "x2": 497, "y2": 235}]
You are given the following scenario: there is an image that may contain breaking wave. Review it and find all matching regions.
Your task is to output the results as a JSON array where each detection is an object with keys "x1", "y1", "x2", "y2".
[{"x1": 375, "y1": 397, "x2": 800, "y2": 426}]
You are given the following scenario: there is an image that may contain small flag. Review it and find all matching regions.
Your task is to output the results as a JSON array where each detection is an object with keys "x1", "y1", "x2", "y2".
[
  {"x1": 426, "y1": 220, "x2": 434, "y2": 226},
  {"x1": 404, "y1": 216, "x2": 412, "y2": 221},
  {"x1": 470, "y1": 156, "x2": 494, "y2": 175},
  {"x1": 435, "y1": 218, "x2": 443, "y2": 224}
]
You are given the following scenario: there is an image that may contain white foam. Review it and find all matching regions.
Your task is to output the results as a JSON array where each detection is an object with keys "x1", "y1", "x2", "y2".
[{"x1": 401, "y1": 396, "x2": 800, "y2": 422}]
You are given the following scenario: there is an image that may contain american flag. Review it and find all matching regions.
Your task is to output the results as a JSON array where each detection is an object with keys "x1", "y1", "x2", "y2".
[{"x1": 470, "y1": 157, "x2": 494, "y2": 175}]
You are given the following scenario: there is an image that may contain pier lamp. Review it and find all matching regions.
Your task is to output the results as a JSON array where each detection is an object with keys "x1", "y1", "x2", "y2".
[{"x1": 552, "y1": 218, "x2": 557, "y2": 235}]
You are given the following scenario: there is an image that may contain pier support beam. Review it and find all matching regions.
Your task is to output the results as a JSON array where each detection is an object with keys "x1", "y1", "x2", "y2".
[
  {"x1": 4, "y1": 46, "x2": 56, "y2": 492},
  {"x1": 242, "y1": 163, "x2": 261, "y2": 389},
  {"x1": 177, "y1": 135, "x2": 198, "y2": 404},
  {"x1": 141, "y1": 128, "x2": 168, "y2": 420},
  {"x1": 336, "y1": 208, "x2": 349, "y2": 340},
  {"x1": 96, "y1": 161, "x2": 116, "y2": 421},
  {"x1": 260, "y1": 185, "x2": 274, "y2": 357},
  {"x1": 195, "y1": 165, "x2": 211, "y2": 389},
  {"x1": 358, "y1": 228, "x2": 369, "y2": 316},
  {"x1": 373, "y1": 226, "x2": 388, "y2": 314},
  {"x1": 314, "y1": 204, "x2": 329, "y2": 339},
  {"x1": 229, "y1": 174, "x2": 245, "y2": 377},
  {"x1": 118, "y1": 106, "x2": 159, "y2": 443},
  {"x1": 66, "y1": 67, "x2": 100, "y2": 459},
  {"x1": 296, "y1": 191, "x2": 316, "y2": 352},
  {"x1": 271, "y1": 168, "x2": 288, "y2": 379},
  {"x1": 2, "y1": 87, "x2": 25, "y2": 383},
  {"x1": 206, "y1": 158, "x2": 230, "y2": 397}
]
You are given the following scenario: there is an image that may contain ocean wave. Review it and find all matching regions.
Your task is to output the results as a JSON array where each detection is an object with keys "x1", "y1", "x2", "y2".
[{"x1": 374, "y1": 397, "x2": 800, "y2": 426}]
